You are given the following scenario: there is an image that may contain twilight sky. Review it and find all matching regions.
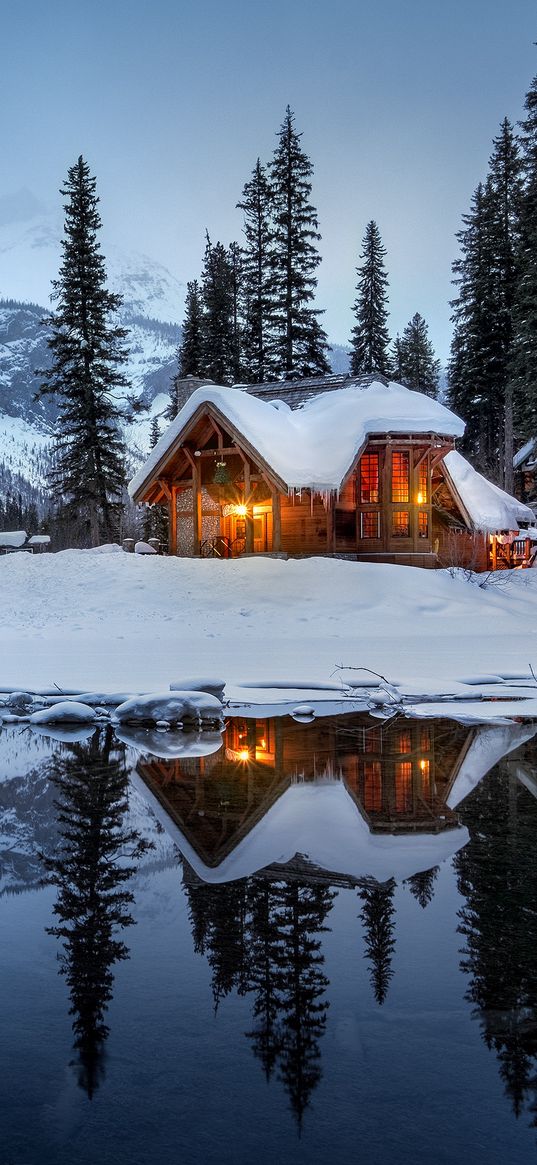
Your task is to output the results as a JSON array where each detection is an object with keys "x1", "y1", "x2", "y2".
[{"x1": 1, "y1": 0, "x2": 536, "y2": 361}]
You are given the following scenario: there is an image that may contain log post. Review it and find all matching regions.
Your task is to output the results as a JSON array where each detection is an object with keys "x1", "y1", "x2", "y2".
[
  {"x1": 193, "y1": 460, "x2": 202, "y2": 554},
  {"x1": 169, "y1": 486, "x2": 177, "y2": 555},
  {"x1": 326, "y1": 494, "x2": 335, "y2": 553},
  {"x1": 244, "y1": 460, "x2": 253, "y2": 553},
  {"x1": 272, "y1": 490, "x2": 282, "y2": 552}
]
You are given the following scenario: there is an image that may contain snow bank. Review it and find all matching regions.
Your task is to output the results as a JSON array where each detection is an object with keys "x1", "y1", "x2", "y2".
[
  {"x1": 0, "y1": 530, "x2": 27, "y2": 547},
  {"x1": 129, "y1": 379, "x2": 465, "y2": 496},
  {"x1": 113, "y1": 690, "x2": 223, "y2": 725},
  {"x1": 2, "y1": 550, "x2": 537, "y2": 713}
]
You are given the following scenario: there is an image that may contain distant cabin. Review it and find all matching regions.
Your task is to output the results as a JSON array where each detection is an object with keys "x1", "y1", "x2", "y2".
[{"x1": 129, "y1": 374, "x2": 537, "y2": 571}]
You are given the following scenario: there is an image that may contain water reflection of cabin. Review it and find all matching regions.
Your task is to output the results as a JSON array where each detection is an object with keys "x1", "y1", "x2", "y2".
[
  {"x1": 136, "y1": 715, "x2": 475, "y2": 870},
  {"x1": 129, "y1": 375, "x2": 536, "y2": 570}
]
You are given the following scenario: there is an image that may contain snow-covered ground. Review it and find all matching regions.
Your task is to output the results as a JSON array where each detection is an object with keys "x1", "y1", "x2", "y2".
[{"x1": 2, "y1": 549, "x2": 537, "y2": 718}]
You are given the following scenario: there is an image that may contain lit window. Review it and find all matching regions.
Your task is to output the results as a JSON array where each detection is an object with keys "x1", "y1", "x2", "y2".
[
  {"x1": 361, "y1": 511, "x2": 380, "y2": 539},
  {"x1": 398, "y1": 730, "x2": 412, "y2": 754},
  {"x1": 392, "y1": 452, "x2": 410, "y2": 502},
  {"x1": 420, "y1": 726, "x2": 431, "y2": 751},
  {"x1": 418, "y1": 511, "x2": 429, "y2": 539},
  {"x1": 392, "y1": 511, "x2": 410, "y2": 538},
  {"x1": 360, "y1": 453, "x2": 379, "y2": 503},
  {"x1": 395, "y1": 761, "x2": 412, "y2": 812},
  {"x1": 419, "y1": 758, "x2": 431, "y2": 797}
]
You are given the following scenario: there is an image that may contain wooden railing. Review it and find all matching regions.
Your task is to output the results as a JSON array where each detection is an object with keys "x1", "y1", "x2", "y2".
[{"x1": 199, "y1": 536, "x2": 246, "y2": 558}]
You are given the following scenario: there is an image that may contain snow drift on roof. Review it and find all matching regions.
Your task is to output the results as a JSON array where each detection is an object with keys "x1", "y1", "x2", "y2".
[
  {"x1": 443, "y1": 450, "x2": 536, "y2": 533},
  {"x1": 128, "y1": 379, "x2": 465, "y2": 497}
]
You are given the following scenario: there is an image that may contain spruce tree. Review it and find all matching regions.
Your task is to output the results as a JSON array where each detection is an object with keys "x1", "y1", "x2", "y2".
[
  {"x1": 179, "y1": 279, "x2": 204, "y2": 379},
  {"x1": 37, "y1": 156, "x2": 129, "y2": 546},
  {"x1": 142, "y1": 417, "x2": 168, "y2": 545},
  {"x1": 269, "y1": 107, "x2": 330, "y2": 377},
  {"x1": 349, "y1": 221, "x2": 391, "y2": 377},
  {"x1": 358, "y1": 878, "x2": 396, "y2": 1006},
  {"x1": 237, "y1": 159, "x2": 276, "y2": 383},
  {"x1": 509, "y1": 77, "x2": 537, "y2": 452},
  {"x1": 199, "y1": 233, "x2": 237, "y2": 385},
  {"x1": 398, "y1": 312, "x2": 440, "y2": 398}
]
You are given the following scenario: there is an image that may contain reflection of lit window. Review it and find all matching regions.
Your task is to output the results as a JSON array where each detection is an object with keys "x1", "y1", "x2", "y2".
[
  {"x1": 420, "y1": 726, "x2": 431, "y2": 752},
  {"x1": 392, "y1": 511, "x2": 410, "y2": 538},
  {"x1": 419, "y1": 758, "x2": 430, "y2": 796},
  {"x1": 361, "y1": 511, "x2": 380, "y2": 539},
  {"x1": 398, "y1": 730, "x2": 412, "y2": 754},
  {"x1": 255, "y1": 719, "x2": 274, "y2": 764},
  {"x1": 360, "y1": 453, "x2": 379, "y2": 502},
  {"x1": 392, "y1": 452, "x2": 409, "y2": 502},
  {"x1": 363, "y1": 760, "x2": 382, "y2": 811},
  {"x1": 395, "y1": 761, "x2": 412, "y2": 812}
]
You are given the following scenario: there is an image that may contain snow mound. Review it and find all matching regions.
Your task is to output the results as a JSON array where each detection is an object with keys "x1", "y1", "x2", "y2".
[
  {"x1": 135, "y1": 541, "x2": 158, "y2": 555},
  {"x1": 113, "y1": 690, "x2": 223, "y2": 726},
  {"x1": 169, "y1": 677, "x2": 226, "y2": 699},
  {"x1": 0, "y1": 530, "x2": 27, "y2": 547},
  {"x1": 29, "y1": 700, "x2": 98, "y2": 724}
]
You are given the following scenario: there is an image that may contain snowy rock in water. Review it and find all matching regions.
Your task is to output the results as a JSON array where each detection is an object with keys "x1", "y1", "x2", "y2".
[
  {"x1": 169, "y1": 677, "x2": 226, "y2": 700},
  {"x1": 113, "y1": 690, "x2": 223, "y2": 726},
  {"x1": 291, "y1": 704, "x2": 316, "y2": 723},
  {"x1": 29, "y1": 700, "x2": 98, "y2": 725},
  {"x1": 115, "y1": 724, "x2": 224, "y2": 758},
  {"x1": 134, "y1": 541, "x2": 157, "y2": 555},
  {"x1": 7, "y1": 691, "x2": 35, "y2": 710}
]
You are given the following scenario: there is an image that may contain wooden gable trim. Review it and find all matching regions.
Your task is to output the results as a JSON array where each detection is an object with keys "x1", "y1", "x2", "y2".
[{"x1": 131, "y1": 401, "x2": 287, "y2": 502}]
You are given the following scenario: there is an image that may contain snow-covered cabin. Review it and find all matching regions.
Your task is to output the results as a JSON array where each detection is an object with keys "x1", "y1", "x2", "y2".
[{"x1": 129, "y1": 374, "x2": 536, "y2": 570}]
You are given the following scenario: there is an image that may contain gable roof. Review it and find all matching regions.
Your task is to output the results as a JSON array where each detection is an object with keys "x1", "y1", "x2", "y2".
[{"x1": 128, "y1": 377, "x2": 465, "y2": 499}]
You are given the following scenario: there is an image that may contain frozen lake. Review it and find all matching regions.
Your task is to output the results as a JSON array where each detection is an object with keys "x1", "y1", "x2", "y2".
[{"x1": 1, "y1": 711, "x2": 537, "y2": 1164}]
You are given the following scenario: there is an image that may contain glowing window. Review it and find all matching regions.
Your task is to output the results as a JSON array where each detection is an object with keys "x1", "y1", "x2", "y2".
[
  {"x1": 419, "y1": 758, "x2": 431, "y2": 797},
  {"x1": 418, "y1": 511, "x2": 429, "y2": 539},
  {"x1": 391, "y1": 452, "x2": 410, "y2": 502},
  {"x1": 418, "y1": 460, "x2": 428, "y2": 503},
  {"x1": 360, "y1": 511, "x2": 380, "y2": 539},
  {"x1": 392, "y1": 511, "x2": 410, "y2": 538},
  {"x1": 398, "y1": 730, "x2": 412, "y2": 754},
  {"x1": 360, "y1": 453, "x2": 379, "y2": 503},
  {"x1": 395, "y1": 761, "x2": 413, "y2": 812}
]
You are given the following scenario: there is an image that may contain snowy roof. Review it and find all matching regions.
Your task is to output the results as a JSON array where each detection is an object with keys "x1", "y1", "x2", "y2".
[
  {"x1": 513, "y1": 437, "x2": 536, "y2": 470},
  {"x1": 134, "y1": 774, "x2": 469, "y2": 885},
  {"x1": 0, "y1": 530, "x2": 27, "y2": 547},
  {"x1": 129, "y1": 378, "x2": 466, "y2": 498},
  {"x1": 443, "y1": 450, "x2": 536, "y2": 533}
]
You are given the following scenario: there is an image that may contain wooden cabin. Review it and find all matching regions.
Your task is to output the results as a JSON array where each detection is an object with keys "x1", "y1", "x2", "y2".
[{"x1": 129, "y1": 374, "x2": 536, "y2": 570}]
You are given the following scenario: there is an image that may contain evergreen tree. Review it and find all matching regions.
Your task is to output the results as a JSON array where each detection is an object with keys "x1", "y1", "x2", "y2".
[
  {"x1": 349, "y1": 221, "x2": 391, "y2": 377},
  {"x1": 228, "y1": 240, "x2": 245, "y2": 383},
  {"x1": 178, "y1": 280, "x2": 204, "y2": 380},
  {"x1": 269, "y1": 107, "x2": 330, "y2": 377},
  {"x1": 237, "y1": 159, "x2": 276, "y2": 384},
  {"x1": 42, "y1": 728, "x2": 150, "y2": 1096},
  {"x1": 142, "y1": 417, "x2": 168, "y2": 545},
  {"x1": 199, "y1": 233, "x2": 237, "y2": 385},
  {"x1": 448, "y1": 181, "x2": 502, "y2": 476},
  {"x1": 358, "y1": 878, "x2": 396, "y2": 1005},
  {"x1": 449, "y1": 120, "x2": 522, "y2": 484},
  {"x1": 509, "y1": 78, "x2": 537, "y2": 451},
  {"x1": 36, "y1": 157, "x2": 129, "y2": 545},
  {"x1": 405, "y1": 866, "x2": 439, "y2": 909},
  {"x1": 398, "y1": 312, "x2": 440, "y2": 398}
]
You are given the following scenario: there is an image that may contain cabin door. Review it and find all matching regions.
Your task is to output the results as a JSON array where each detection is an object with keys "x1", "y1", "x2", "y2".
[{"x1": 253, "y1": 505, "x2": 272, "y2": 553}]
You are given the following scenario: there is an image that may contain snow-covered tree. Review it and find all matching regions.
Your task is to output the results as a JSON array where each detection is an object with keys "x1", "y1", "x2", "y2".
[
  {"x1": 269, "y1": 107, "x2": 330, "y2": 377},
  {"x1": 37, "y1": 157, "x2": 129, "y2": 545},
  {"x1": 199, "y1": 233, "x2": 237, "y2": 385},
  {"x1": 349, "y1": 221, "x2": 391, "y2": 377}
]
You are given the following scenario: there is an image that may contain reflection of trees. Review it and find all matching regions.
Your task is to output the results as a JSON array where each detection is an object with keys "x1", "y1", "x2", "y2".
[
  {"x1": 184, "y1": 869, "x2": 334, "y2": 1127},
  {"x1": 405, "y1": 866, "x2": 439, "y2": 910},
  {"x1": 42, "y1": 728, "x2": 151, "y2": 1097},
  {"x1": 455, "y1": 769, "x2": 537, "y2": 1125},
  {"x1": 358, "y1": 879, "x2": 396, "y2": 1005}
]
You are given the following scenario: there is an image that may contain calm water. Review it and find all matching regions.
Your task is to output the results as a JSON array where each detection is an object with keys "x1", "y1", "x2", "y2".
[{"x1": 2, "y1": 711, "x2": 537, "y2": 1165}]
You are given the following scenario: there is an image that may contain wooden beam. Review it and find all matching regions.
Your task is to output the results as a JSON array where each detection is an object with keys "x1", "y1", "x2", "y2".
[
  {"x1": 169, "y1": 485, "x2": 177, "y2": 555},
  {"x1": 196, "y1": 446, "x2": 241, "y2": 458},
  {"x1": 244, "y1": 460, "x2": 253, "y2": 552},
  {"x1": 272, "y1": 490, "x2": 282, "y2": 551},
  {"x1": 157, "y1": 479, "x2": 172, "y2": 502},
  {"x1": 193, "y1": 458, "x2": 202, "y2": 553},
  {"x1": 326, "y1": 495, "x2": 335, "y2": 553}
]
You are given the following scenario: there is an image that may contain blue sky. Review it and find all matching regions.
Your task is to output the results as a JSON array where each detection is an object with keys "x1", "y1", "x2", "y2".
[{"x1": 1, "y1": 0, "x2": 536, "y2": 360}]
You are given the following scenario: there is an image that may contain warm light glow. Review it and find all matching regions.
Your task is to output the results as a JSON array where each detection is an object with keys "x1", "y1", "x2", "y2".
[
  {"x1": 234, "y1": 504, "x2": 248, "y2": 517},
  {"x1": 419, "y1": 758, "x2": 427, "y2": 771},
  {"x1": 417, "y1": 492, "x2": 424, "y2": 505},
  {"x1": 238, "y1": 748, "x2": 250, "y2": 761}
]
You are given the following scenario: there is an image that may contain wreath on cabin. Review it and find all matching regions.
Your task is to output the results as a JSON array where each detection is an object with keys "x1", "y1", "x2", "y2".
[{"x1": 213, "y1": 458, "x2": 231, "y2": 485}]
